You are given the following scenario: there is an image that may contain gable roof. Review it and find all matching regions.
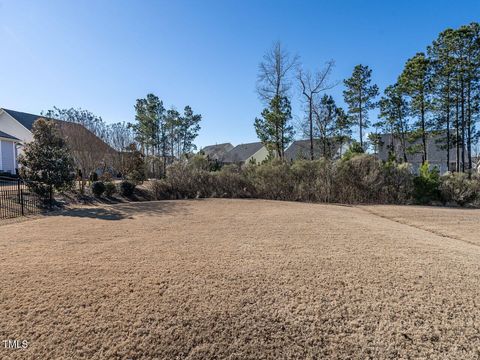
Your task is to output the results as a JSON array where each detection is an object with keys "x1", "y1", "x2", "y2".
[
  {"x1": 0, "y1": 130, "x2": 20, "y2": 141},
  {"x1": 201, "y1": 143, "x2": 234, "y2": 161},
  {"x1": 2, "y1": 108, "x2": 41, "y2": 130},
  {"x1": 222, "y1": 142, "x2": 264, "y2": 163},
  {"x1": 285, "y1": 139, "x2": 347, "y2": 161}
]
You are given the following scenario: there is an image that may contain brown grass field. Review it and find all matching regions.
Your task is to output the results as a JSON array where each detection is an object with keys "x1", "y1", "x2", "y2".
[{"x1": 1, "y1": 199, "x2": 480, "y2": 359}]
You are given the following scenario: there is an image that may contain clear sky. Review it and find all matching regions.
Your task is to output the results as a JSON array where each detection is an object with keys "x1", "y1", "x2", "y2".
[{"x1": 1, "y1": 0, "x2": 479, "y2": 148}]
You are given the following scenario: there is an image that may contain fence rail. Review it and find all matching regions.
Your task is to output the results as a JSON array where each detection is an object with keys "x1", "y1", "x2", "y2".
[{"x1": 0, "y1": 176, "x2": 45, "y2": 220}]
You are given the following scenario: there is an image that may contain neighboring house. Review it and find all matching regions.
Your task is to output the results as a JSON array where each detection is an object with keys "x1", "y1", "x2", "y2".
[
  {"x1": 0, "y1": 108, "x2": 116, "y2": 175},
  {"x1": 377, "y1": 133, "x2": 469, "y2": 174},
  {"x1": 200, "y1": 143, "x2": 234, "y2": 162},
  {"x1": 222, "y1": 142, "x2": 269, "y2": 164},
  {"x1": 284, "y1": 139, "x2": 350, "y2": 162},
  {"x1": 0, "y1": 130, "x2": 20, "y2": 174}
]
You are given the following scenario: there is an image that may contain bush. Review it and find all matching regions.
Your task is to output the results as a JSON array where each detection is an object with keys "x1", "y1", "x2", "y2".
[
  {"x1": 104, "y1": 182, "x2": 116, "y2": 197},
  {"x1": 127, "y1": 170, "x2": 146, "y2": 184},
  {"x1": 91, "y1": 181, "x2": 106, "y2": 197},
  {"x1": 100, "y1": 172, "x2": 113, "y2": 182},
  {"x1": 89, "y1": 171, "x2": 98, "y2": 182},
  {"x1": 119, "y1": 180, "x2": 136, "y2": 197},
  {"x1": 291, "y1": 159, "x2": 334, "y2": 202},
  {"x1": 149, "y1": 179, "x2": 171, "y2": 200},
  {"x1": 413, "y1": 162, "x2": 441, "y2": 204},
  {"x1": 213, "y1": 165, "x2": 254, "y2": 198},
  {"x1": 440, "y1": 172, "x2": 479, "y2": 206},
  {"x1": 247, "y1": 160, "x2": 294, "y2": 200}
]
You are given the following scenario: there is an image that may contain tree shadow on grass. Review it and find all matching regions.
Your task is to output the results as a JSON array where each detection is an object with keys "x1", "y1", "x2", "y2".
[{"x1": 51, "y1": 200, "x2": 189, "y2": 221}]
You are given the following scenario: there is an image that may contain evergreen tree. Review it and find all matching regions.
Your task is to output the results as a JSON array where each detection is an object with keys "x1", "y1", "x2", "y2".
[
  {"x1": 398, "y1": 53, "x2": 433, "y2": 164},
  {"x1": 254, "y1": 95, "x2": 294, "y2": 159},
  {"x1": 343, "y1": 64, "x2": 379, "y2": 149},
  {"x1": 18, "y1": 119, "x2": 75, "y2": 200},
  {"x1": 377, "y1": 83, "x2": 410, "y2": 162}
]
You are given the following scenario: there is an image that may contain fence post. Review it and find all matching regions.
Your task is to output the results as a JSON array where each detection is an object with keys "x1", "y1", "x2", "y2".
[{"x1": 18, "y1": 179, "x2": 24, "y2": 216}]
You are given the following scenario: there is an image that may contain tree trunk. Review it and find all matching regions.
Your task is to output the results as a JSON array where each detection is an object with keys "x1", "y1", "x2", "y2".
[
  {"x1": 461, "y1": 78, "x2": 465, "y2": 172},
  {"x1": 309, "y1": 97, "x2": 314, "y2": 160}
]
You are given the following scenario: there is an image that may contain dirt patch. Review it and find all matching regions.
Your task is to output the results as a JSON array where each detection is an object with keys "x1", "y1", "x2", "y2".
[{"x1": 1, "y1": 199, "x2": 480, "y2": 359}]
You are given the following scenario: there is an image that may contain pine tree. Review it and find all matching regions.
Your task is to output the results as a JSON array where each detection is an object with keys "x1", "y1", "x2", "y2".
[
  {"x1": 343, "y1": 64, "x2": 379, "y2": 149},
  {"x1": 254, "y1": 95, "x2": 294, "y2": 159},
  {"x1": 398, "y1": 53, "x2": 433, "y2": 164}
]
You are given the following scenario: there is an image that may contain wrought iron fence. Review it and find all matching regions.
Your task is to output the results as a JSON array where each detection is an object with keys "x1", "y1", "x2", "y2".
[{"x1": 0, "y1": 176, "x2": 46, "y2": 219}]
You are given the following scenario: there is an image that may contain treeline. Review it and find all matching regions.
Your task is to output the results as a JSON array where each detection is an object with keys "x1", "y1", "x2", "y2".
[
  {"x1": 254, "y1": 23, "x2": 480, "y2": 172},
  {"x1": 149, "y1": 153, "x2": 480, "y2": 207},
  {"x1": 43, "y1": 93, "x2": 202, "y2": 180}
]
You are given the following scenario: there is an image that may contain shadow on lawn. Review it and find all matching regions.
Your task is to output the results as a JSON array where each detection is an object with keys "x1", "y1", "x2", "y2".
[{"x1": 52, "y1": 200, "x2": 189, "y2": 221}]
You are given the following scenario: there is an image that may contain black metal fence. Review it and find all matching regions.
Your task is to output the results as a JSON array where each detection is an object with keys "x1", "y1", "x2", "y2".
[{"x1": 0, "y1": 176, "x2": 45, "y2": 219}]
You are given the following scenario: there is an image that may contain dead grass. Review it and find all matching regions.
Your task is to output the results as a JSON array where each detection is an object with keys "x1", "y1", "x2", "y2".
[{"x1": 1, "y1": 199, "x2": 480, "y2": 359}]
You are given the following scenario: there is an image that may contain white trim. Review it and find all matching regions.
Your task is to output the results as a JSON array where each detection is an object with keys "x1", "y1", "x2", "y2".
[
  {"x1": 0, "y1": 140, "x2": 2, "y2": 171},
  {"x1": 12, "y1": 141, "x2": 16, "y2": 171},
  {"x1": 0, "y1": 108, "x2": 34, "y2": 133}
]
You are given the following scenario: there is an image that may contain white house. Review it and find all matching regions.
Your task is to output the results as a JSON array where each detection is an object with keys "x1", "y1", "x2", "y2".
[
  {"x1": 0, "y1": 130, "x2": 20, "y2": 174},
  {"x1": 0, "y1": 108, "x2": 40, "y2": 174}
]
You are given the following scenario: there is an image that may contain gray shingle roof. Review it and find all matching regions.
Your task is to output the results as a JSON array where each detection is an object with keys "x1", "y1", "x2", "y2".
[
  {"x1": 284, "y1": 139, "x2": 347, "y2": 161},
  {"x1": 2, "y1": 108, "x2": 42, "y2": 130},
  {"x1": 0, "y1": 130, "x2": 20, "y2": 141},
  {"x1": 222, "y1": 142, "x2": 264, "y2": 163},
  {"x1": 201, "y1": 143, "x2": 234, "y2": 161}
]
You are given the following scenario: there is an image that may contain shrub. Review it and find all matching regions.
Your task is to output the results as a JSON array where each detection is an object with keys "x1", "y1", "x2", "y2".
[
  {"x1": 413, "y1": 162, "x2": 441, "y2": 204},
  {"x1": 128, "y1": 170, "x2": 146, "y2": 184},
  {"x1": 104, "y1": 182, "x2": 116, "y2": 197},
  {"x1": 91, "y1": 181, "x2": 106, "y2": 197},
  {"x1": 247, "y1": 160, "x2": 294, "y2": 200},
  {"x1": 335, "y1": 154, "x2": 385, "y2": 203},
  {"x1": 213, "y1": 165, "x2": 254, "y2": 198},
  {"x1": 100, "y1": 172, "x2": 113, "y2": 182},
  {"x1": 89, "y1": 171, "x2": 98, "y2": 182},
  {"x1": 119, "y1": 180, "x2": 136, "y2": 197},
  {"x1": 149, "y1": 179, "x2": 171, "y2": 200},
  {"x1": 291, "y1": 159, "x2": 334, "y2": 202},
  {"x1": 440, "y1": 172, "x2": 479, "y2": 206}
]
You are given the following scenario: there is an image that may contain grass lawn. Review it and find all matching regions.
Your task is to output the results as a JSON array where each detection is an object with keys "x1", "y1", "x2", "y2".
[{"x1": 1, "y1": 199, "x2": 480, "y2": 359}]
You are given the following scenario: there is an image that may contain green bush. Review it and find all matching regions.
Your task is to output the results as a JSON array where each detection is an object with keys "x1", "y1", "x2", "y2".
[
  {"x1": 104, "y1": 182, "x2": 116, "y2": 197},
  {"x1": 440, "y1": 172, "x2": 479, "y2": 206},
  {"x1": 247, "y1": 160, "x2": 294, "y2": 200},
  {"x1": 91, "y1": 181, "x2": 106, "y2": 197},
  {"x1": 127, "y1": 170, "x2": 146, "y2": 184},
  {"x1": 413, "y1": 162, "x2": 441, "y2": 204},
  {"x1": 119, "y1": 180, "x2": 136, "y2": 197}
]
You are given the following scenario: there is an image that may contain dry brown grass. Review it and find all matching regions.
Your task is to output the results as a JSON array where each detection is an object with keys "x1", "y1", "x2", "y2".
[{"x1": 1, "y1": 199, "x2": 480, "y2": 359}]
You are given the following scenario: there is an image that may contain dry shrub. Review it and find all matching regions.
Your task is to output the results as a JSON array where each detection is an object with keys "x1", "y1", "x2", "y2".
[
  {"x1": 212, "y1": 165, "x2": 254, "y2": 198},
  {"x1": 291, "y1": 159, "x2": 334, "y2": 202},
  {"x1": 247, "y1": 160, "x2": 294, "y2": 200},
  {"x1": 440, "y1": 172, "x2": 480, "y2": 207}
]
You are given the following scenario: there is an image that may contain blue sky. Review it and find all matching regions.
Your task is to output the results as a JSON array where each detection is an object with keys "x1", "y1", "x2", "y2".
[{"x1": 1, "y1": 0, "x2": 479, "y2": 148}]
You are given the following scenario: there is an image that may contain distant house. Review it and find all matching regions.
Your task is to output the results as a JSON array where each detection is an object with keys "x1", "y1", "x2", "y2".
[
  {"x1": 284, "y1": 139, "x2": 350, "y2": 162},
  {"x1": 0, "y1": 108, "x2": 116, "y2": 175},
  {"x1": 222, "y1": 142, "x2": 269, "y2": 164},
  {"x1": 377, "y1": 133, "x2": 469, "y2": 174},
  {"x1": 200, "y1": 143, "x2": 234, "y2": 162}
]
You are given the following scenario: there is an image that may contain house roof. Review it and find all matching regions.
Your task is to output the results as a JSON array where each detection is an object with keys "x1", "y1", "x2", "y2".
[
  {"x1": 284, "y1": 139, "x2": 347, "y2": 161},
  {"x1": 222, "y1": 142, "x2": 264, "y2": 163},
  {"x1": 0, "y1": 130, "x2": 20, "y2": 141},
  {"x1": 377, "y1": 132, "x2": 467, "y2": 164},
  {"x1": 2, "y1": 108, "x2": 42, "y2": 130},
  {"x1": 201, "y1": 143, "x2": 234, "y2": 161}
]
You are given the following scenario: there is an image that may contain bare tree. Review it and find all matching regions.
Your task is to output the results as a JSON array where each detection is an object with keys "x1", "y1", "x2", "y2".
[
  {"x1": 298, "y1": 60, "x2": 336, "y2": 159},
  {"x1": 256, "y1": 41, "x2": 299, "y2": 103}
]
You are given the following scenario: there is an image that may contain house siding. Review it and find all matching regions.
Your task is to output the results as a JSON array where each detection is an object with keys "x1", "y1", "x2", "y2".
[{"x1": 0, "y1": 140, "x2": 16, "y2": 173}]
